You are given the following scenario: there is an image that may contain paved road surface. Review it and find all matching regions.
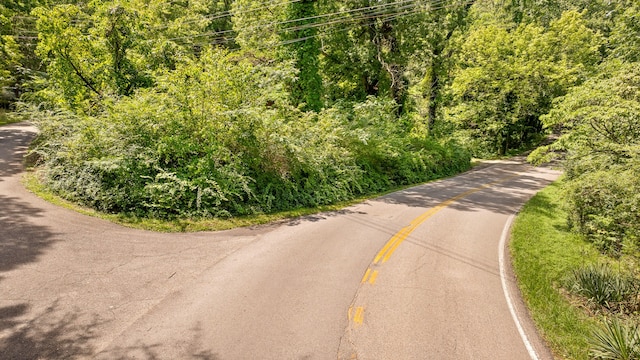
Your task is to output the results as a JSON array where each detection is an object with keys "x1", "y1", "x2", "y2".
[{"x1": 0, "y1": 122, "x2": 559, "y2": 359}]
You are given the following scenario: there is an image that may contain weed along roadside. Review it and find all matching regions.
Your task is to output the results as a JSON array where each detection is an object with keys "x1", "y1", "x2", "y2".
[{"x1": 511, "y1": 181, "x2": 640, "y2": 360}]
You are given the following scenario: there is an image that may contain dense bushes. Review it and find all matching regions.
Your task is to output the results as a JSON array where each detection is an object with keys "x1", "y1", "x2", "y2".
[
  {"x1": 531, "y1": 61, "x2": 640, "y2": 258},
  {"x1": 26, "y1": 49, "x2": 469, "y2": 219},
  {"x1": 564, "y1": 170, "x2": 640, "y2": 255},
  {"x1": 445, "y1": 10, "x2": 601, "y2": 157}
]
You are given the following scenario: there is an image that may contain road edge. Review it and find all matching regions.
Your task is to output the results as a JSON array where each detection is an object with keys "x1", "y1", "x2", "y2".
[{"x1": 499, "y1": 213, "x2": 555, "y2": 360}]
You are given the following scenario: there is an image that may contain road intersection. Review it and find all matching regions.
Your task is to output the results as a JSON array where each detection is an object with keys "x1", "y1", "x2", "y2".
[{"x1": 1, "y1": 122, "x2": 558, "y2": 359}]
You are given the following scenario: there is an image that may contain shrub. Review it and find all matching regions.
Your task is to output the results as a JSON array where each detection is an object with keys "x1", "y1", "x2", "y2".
[
  {"x1": 589, "y1": 319, "x2": 640, "y2": 360},
  {"x1": 25, "y1": 52, "x2": 470, "y2": 219},
  {"x1": 564, "y1": 168, "x2": 640, "y2": 256},
  {"x1": 29, "y1": 90, "x2": 469, "y2": 218},
  {"x1": 567, "y1": 264, "x2": 639, "y2": 314}
]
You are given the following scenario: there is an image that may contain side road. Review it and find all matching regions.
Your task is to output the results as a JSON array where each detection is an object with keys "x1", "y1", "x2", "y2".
[{"x1": 1, "y1": 122, "x2": 558, "y2": 359}]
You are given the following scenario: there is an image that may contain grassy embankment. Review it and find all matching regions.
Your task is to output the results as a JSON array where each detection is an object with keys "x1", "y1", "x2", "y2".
[
  {"x1": 22, "y1": 171, "x2": 376, "y2": 232},
  {"x1": 0, "y1": 109, "x2": 18, "y2": 126},
  {"x1": 511, "y1": 180, "x2": 638, "y2": 359},
  {"x1": 22, "y1": 172, "x2": 431, "y2": 233}
]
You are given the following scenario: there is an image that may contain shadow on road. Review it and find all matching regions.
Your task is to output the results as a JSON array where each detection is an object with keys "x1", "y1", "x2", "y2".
[
  {"x1": 0, "y1": 194, "x2": 58, "y2": 273},
  {"x1": 0, "y1": 301, "x2": 102, "y2": 360},
  {"x1": 96, "y1": 322, "x2": 221, "y2": 360},
  {"x1": 0, "y1": 124, "x2": 36, "y2": 179},
  {"x1": 376, "y1": 164, "x2": 557, "y2": 216},
  {"x1": 1, "y1": 124, "x2": 95, "y2": 360},
  {"x1": 0, "y1": 301, "x2": 219, "y2": 360},
  {"x1": 285, "y1": 208, "x2": 366, "y2": 226},
  {"x1": 0, "y1": 123, "x2": 55, "y2": 273}
]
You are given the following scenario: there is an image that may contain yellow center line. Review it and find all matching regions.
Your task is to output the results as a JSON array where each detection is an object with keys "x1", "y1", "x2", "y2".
[
  {"x1": 368, "y1": 270, "x2": 378, "y2": 284},
  {"x1": 348, "y1": 306, "x2": 365, "y2": 325},
  {"x1": 361, "y1": 268, "x2": 379, "y2": 284},
  {"x1": 353, "y1": 307, "x2": 364, "y2": 324},
  {"x1": 349, "y1": 173, "x2": 521, "y2": 328},
  {"x1": 361, "y1": 268, "x2": 372, "y2": 283},
  {"x1": 374, "y1": 174, "x2": 520, "y2": 264}
]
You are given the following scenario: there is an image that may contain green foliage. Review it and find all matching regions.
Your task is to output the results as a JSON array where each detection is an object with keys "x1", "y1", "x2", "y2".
[
  {"x1": 567, "y1": 264, "x2": 640, "y2": 313},
  {"x1": 231, "y1": 0, "x2": 287, "y2": 50},
  {"x1": 447, "y1": 10, "x2": 601, "y2": 156},
  {"x1": 318, "y1": 0, "x2": 474, "y2": 114},
  {"x1": 609, "y1": 2, "x2": 640, "y2": 63},
  {"x1": 31, "y1": 0, "x2": 223, "y2": 111},
  {"x1": 533, "y1": 61, "x2": 640, "y2": 256},
  {"x1": 0, "y1": 34, "x2": 21, "y2": 102},
  {"x1": 564, "y1": 170, "x2": 640, "y2": 256},
  {"x1": 0, "y1": 1, "x2": 45, "y2": 105},
  {"x1": 26, "y1": 47, "x2": 469, "y2": 219},
  {"x1": 284, "y1": 0, "x2": 323, "y2": 111},
  {"x1": 589, "y1": 319, "x2": 640, "y2": 360}
]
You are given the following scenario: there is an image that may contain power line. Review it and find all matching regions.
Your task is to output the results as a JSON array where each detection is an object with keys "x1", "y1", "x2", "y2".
[
  {"x1": 174, "y1": 0, "x2": 452, "y2": 46},
  {"x1": 149, "y1": 0, "x2": 303, "y2": 31},
  {"x1": 11, "y1": 0, "x2": 303, "y2": 29},
  {"x1": 162, "y1": 0, "x2": 437, "y2": 42},
  {"x1": 13, "y1": 0, "x2": 468, "y2": 49},
  {"x1": 256, "y1": 2, "x2": 451, "y2": 50}
]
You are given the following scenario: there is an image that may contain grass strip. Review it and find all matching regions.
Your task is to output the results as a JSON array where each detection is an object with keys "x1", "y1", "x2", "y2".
[
  {"x1": 22, "y1": 171, "x2": 378, "y2": 232},
  {"x1": 0, "y1": 109, "x2": 19, "y2": 126},
  {"x1": 24, "y1": 170, "x2": 439, "y2": 232},
  {"x1": 511, "y1": 180, "x2": 600, "y2": 359}
]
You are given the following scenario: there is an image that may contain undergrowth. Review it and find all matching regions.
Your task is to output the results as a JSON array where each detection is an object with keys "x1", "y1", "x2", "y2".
[
  {"x1": 21, "y1": 49, "x2": 470, "y2": 220},
  {"x1": 512, "y1": 180, "x2": 640, "y2": 360}
]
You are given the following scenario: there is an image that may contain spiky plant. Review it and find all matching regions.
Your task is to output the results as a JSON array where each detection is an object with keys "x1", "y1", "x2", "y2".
[{"x1": 589, "y1": 319, "x2": 640, "y2": 360}]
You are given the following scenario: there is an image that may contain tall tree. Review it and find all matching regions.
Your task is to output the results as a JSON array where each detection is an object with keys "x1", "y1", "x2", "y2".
[
  {"x1": 412, "y1": 0, "x2": 474, "y2": 131},
  {"x1": 32, "y1": 0, "x2": 216, "y2": 110},
  {"x1": 285, "y1": 0, "x2": 322, "y2": 111},
  {"x1": 448, "y1": 10, "x2": 601, "y2": 155}
]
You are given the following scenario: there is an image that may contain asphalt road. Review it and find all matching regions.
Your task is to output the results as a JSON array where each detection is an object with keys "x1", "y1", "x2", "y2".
[{"x1": 0, "y1": 122, "x2": 560, "y2": 359}]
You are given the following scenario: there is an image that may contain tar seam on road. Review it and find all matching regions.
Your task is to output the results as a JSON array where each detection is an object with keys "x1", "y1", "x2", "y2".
[{"x1": 499, "y1": 214, "x2": 540, "y2": 360}]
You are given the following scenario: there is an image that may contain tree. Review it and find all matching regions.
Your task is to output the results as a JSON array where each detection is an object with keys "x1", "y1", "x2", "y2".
[
  {"x1": 447, "y1": 10, "x2": 601, "y2": 156},
  {"x1": 531, "y1": 61, "x2": 640, "y2": 255},
  {"x1": 609, "y1": 1, "x2": 640, "y2": 63},
  {"x1": 32, "y1": 0, "x2": 218, "y2": 111},
  {"x1": 318, "y1": 0, "x2": 401, "y2": 104},
  {"x1": 317, "y1": 0, "x2": 474, "y2": 121},
  {"x1": 0, "y1": 29, "x2": 22, "y2": 104},
  {"x1": 409, "y1": 0, "x2": 474, "y2": 131},
  {"x1": 284, "y1": 0, "x2": 323, "y2": 111},
  {"x1": 231, "y1": 0, "x2": 287, "y2": 51}
]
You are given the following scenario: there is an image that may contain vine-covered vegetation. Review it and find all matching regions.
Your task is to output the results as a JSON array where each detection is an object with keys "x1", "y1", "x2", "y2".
[{"x1": 8, "y1": 0, "x2": 479, "y2": 219}]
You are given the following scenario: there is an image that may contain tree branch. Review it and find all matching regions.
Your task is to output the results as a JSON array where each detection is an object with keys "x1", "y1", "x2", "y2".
[{"x1": 61, "y1": 50, "x2": 102, "y2": 97}]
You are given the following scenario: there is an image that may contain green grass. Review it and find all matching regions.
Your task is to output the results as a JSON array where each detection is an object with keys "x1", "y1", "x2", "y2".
[
  {"x1": 0, "y1": 109, "x2": 19, "y2": 126},
  {"x1": 22, "y1": 159, "x2": 487, "y2": 233},
  {"x1": 511, "y1": 180, "x2": 601, "y2": 359},
  {"x1": 22, "y1": 170, "x2": 417, "y2": 232}
]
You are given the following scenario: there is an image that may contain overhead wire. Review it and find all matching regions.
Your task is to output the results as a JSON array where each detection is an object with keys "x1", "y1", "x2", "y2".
[
  {"x1": 149, "y1": 0, "x2": 304, "y2": 31},
  {"x1": 178, "y1": 0, "x2": 453, "y2": 47},
  {"x1": 162, "y1": 0, "x2": 442, "y2": 43},
  {"x1": 258, "y1": 3, "x2": 439, "y2": 49},
  {"x1": 12, "y1": 0, "x2": 467, "y2": 48},
  {"x1": 10, "y1": 0, "x2": 303, "y2": 29},
  {"x1": 9, "y1": 0, "x2": 419, "y2": 43},
  {"x1": 12, "y1": 0, "x2": 424, "y2": 44}
]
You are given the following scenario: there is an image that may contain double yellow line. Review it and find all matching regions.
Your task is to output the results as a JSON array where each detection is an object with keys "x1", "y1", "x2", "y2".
[
  {"x1": 373, "y1": 174, "x2": 520, "y2": 265},
  {"x1": 349, "y1": 173, "x2": 521, "y2": 328}
]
